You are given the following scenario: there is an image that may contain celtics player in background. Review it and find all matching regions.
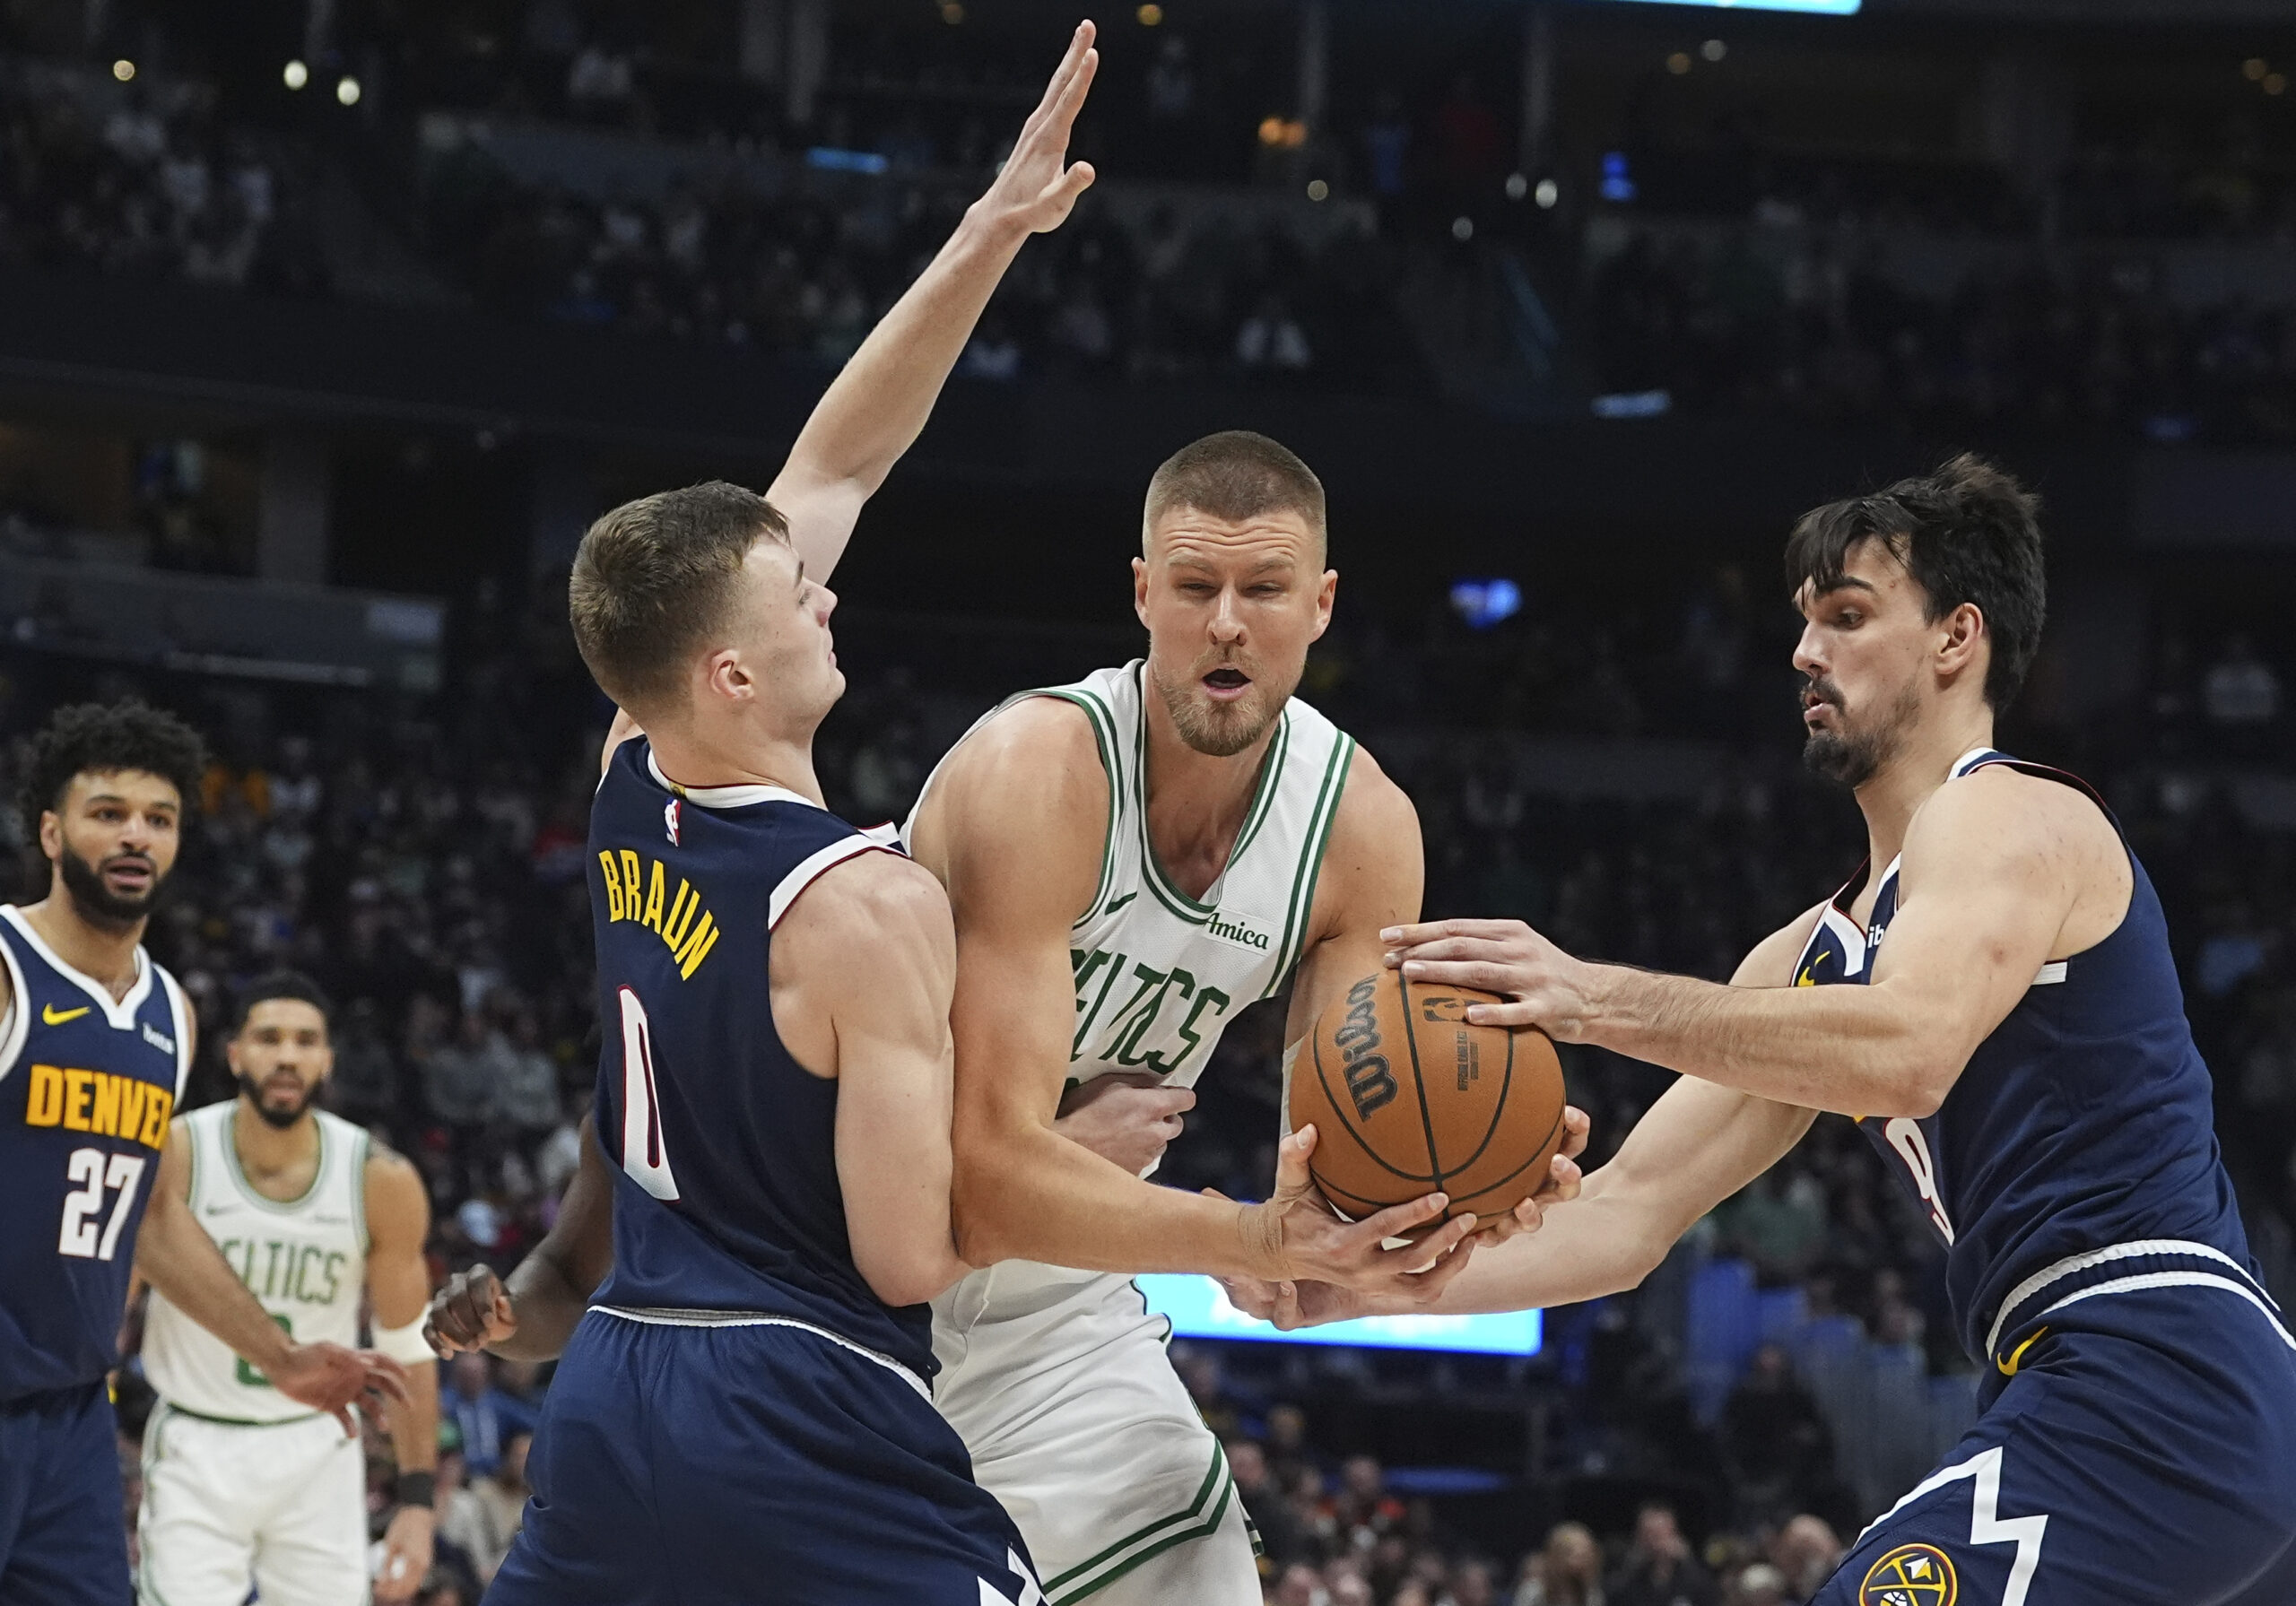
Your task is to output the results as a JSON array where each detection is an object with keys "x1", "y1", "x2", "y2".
[
  {"x1": 135, "y1": 972, "x2": 441, "y2": 1605},
  {"x1": 1, "y1": 702, "x2": 404, "y2": 1606},
  {"x1": 901, "y1": 430, "x2": 1588, "y2": 1605}
]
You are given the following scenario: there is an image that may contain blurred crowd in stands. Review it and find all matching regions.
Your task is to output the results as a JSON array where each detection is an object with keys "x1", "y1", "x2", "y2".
[
  {"x1": 7, "y1": 556, "x2": 2289, "y2": 1602},
  {"x1": 0, "y1": 59, "x2": 321, "y2": 293}
]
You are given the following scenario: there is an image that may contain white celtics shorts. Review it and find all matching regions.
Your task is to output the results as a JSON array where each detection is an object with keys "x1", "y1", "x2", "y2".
[
  {"x1": 137, "y1": 1402, "x2": 368, "y2": 1606},
  {"x1": 934, "y1": 1263, "x2": 1261, "y2": 1606}
]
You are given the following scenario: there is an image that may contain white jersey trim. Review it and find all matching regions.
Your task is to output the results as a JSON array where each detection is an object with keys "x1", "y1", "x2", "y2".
[
  {"x1": 0, "y1": 932, "x2": 26, "y2": 1083},
  {"x1": 1984, "y1": 1237, "x2": 2282, "y2": 1358},
  {"x1": 767, "y1": 837, "x2": 905, "y2": 930},
  {"x1": 0, "y1": 903, "x2": 154, "y2": 1029},
  {"x1": 589, "y1": 1305, "x2": 932, "y2": 1401},
  {"x1": 645, "y1": 750, "x2": 818, "y2": 812}
]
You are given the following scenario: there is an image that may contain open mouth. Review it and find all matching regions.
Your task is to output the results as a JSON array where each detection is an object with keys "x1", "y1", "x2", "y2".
[
  {"x1": 1203, "y1": 667, "x2": 1252, "y2": 702},
  {"x1": 103, "y1": 859, "x2": 154, "y2": 892}
]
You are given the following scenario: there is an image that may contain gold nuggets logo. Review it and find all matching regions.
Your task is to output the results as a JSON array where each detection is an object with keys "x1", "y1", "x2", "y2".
[{"x1": 1860, "y1": 1545, "x2": 1957, "y2": 1606}]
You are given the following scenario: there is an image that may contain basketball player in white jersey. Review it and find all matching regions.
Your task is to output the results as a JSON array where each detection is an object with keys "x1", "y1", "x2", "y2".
[
  {"x1": 136, "y1": 972, "x2": 441, "y2": 1606},
  {"x1": 902, "y1": 430, "x2": 1587, "y2": 1605}
]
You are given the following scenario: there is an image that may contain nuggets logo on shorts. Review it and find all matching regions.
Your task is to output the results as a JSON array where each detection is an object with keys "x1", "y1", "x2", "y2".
[{"x1": 1859, "y1": 1544, "x2": 1957, "y2": 1606}]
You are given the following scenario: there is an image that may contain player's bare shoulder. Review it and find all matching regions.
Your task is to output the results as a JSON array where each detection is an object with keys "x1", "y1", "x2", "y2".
[
  {"x1": 1907, "y1": 762, "x2": 2131, "y2": 935},
  {"x1": 909, "y1": 695, "x2": 1108, "y2": 913}
]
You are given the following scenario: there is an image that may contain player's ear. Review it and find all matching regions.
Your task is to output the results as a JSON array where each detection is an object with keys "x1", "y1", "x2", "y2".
[
  {"x1": 1312, "y1": 569, "x2": 1337, "y2": 640},
  {"x1": 1132, "y1": 555, "x2": 1150, "y2": 628},
  {"x1": 1935, "y1": 601, "x2": 1986, "y2": 681},
  {"x1": 38, "y1": 809, "x2": 61, "y2": 862}
]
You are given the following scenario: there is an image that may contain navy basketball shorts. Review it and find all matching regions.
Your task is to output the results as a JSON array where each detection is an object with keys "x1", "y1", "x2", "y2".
[
  {"x1": 1816, "y1": 1284, "x2": 2296, "y2": 1606},
  {"x1": 487, "y1": 1308, "x2": 1041, "y2": 1606},
  {"x1": 0, "y1": 1381, "x2": 131, "y2": 1606}
]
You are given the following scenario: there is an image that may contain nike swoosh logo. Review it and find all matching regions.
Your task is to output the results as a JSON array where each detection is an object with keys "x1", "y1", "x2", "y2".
[
  {"x1": 1105, "y1": 892, "x2": 1138, "y2": 913},
  {"x1": 42, "y1": 1003, "x2": 91, "y2": 1026}
]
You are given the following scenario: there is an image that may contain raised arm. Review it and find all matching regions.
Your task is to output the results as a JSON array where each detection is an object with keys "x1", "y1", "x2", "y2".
[
  {"x1": 426, "y1": 1116, "x2": 615, "y2": 1363},
  {"x1": 767, "y1": 22, "x2": 1099, "y2": 582},
  {"x1": 1390, "y1": 768, "x2": 2128, "y2": 1120},
  {"x1": 365, "y1": 1149, "x2": 440, "y2": 1603},
  {"x1": 909, "y1": 701, "x2": 1474, "y2": 1295}
]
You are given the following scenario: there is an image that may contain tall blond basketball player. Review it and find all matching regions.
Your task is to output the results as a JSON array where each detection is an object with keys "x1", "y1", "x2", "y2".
[
  {"x1": 138, "y1": 973, "x2": 440, "y2": 1606},
  {"x1": 903, "y1": 431, "x2": 1587, "y2": 1606}
]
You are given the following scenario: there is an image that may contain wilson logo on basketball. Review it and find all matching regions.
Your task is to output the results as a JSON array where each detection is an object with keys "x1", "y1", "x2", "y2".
[{"x1": 1334, "y1": 977, "x2": 1398, "y2": 1118}]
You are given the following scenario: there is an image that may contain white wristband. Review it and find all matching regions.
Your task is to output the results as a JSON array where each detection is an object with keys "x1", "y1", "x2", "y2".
[{"x1": 374, "y1": 1314, "x2": 440, "y2": 1366}]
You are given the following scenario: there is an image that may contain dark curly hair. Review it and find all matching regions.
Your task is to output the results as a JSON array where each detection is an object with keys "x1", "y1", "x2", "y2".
[
  {"x1": 19, "y1": 701, "x2": 210, "y2": 847},
  {"x1": 1784, "y1": 453, "x2": 2046, "y2": 710}
]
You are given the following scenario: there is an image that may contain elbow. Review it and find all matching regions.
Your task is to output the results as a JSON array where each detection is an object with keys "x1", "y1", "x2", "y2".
[
  {"x1": 948, "y1": 1169, "x2": 1013, "y2": 1269},
  {"x1": 1892, "y1": 1054, "x2": 1961, "y2": 1120},
  {"x1": 865, "y1": 1263, "x2": 960, "y2": 1310}
]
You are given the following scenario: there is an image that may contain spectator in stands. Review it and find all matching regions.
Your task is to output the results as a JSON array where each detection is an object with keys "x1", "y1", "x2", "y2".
[
  {"x1": 1441, "y1": 1558, "x2": 1500, "y2": 1606},
  {"x1": 1511, "y1": 1522, "x2": 1605, "y2": 1606},
  {"x1": 1607, "y1": 1505, "x2": 1718, "y2": 1606},
  {"x1": 1326, "y1": 1455, "x2": 1407, "y2": 1554},
  {"x1": 1721, "y1": 1562, "x2": 1787, "y2": 1606},
  {"x1": 492, "y1": 1004, "x2": 562, "y2": 1133},
  {"x1": 1765, "y1": 1515, "x2": 1843, "y2": 1600},
  {"x1": 441, "y1": 1352, "x2": 538, "y2": 1480},
  {"x1": 1232, "y1": 1438, "x2": 1310, "y2": 1569},
  {"x1": 1720, "y1": 1345, "x2": 1834, "y2": 1523},
  {"x1": 422, "y1": 1006, "x2": 516, "y2": 1128},
  {"x1": 326, "y1": 996, "x2": 400, "y2": 1124},
  {"x1": 2205, "y1": 633, "x2": 2282, "y2": 730},
  {"x1": 439, "y1": 1428, "x2": 531, "y2": 1584}
]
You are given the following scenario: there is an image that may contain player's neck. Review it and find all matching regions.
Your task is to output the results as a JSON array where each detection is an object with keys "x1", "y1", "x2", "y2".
[
  {"x1": 19, "y1": 891, "x2": 146, "y2": 1001},
  {"x1": 230, "y1": 1098, "x2": 322, "y2": 1196},
  {"x1": 1139, "y1": 692, "x2": 1280, "y2": 900},
  {"x1": 645, "y1": 723, "x2": 824, "y2": 808},
  {"x1": 1854, "y1": 706, "x2": 1996, "y2": 872}
]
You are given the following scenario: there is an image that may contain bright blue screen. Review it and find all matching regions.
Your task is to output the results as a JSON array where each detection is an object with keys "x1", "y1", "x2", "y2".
[
  {"x1": 1589, "y1": 0, "x2": 1859, "y2": 13},
  {"x1": 1137, "y1": 1274, "x2": 1544, "y2": 1356}
]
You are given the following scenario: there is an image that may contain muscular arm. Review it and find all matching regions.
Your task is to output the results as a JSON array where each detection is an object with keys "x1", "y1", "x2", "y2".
[
  {"x1": 765, "y1": 25, "x2": 1098, "y2": 583},
  {"x1": 775, "y1": 851, "x2": 971, "y2": 1307},
  {"x1": 912, "y1": 704, "x2": 1466, "y2": 1290},
  {"x1": 1402, "y1": 771, "x2": 2128, "y2": 1120},
  {"x1": 1282, "y1": 750, "x2": 1426, "y2": 1058}
]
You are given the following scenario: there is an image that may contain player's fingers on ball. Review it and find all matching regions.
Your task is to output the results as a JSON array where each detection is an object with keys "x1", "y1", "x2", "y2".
[
  {"x1": 1560, "y1": 1105, "x2": 1592, "y2": 1157},
  {"x1": 1464, "y1": 1000, "x2": 1540, "y2": 1028},
  {"x1": 1410, "y1": 1235, "x2": 1480, "y2": 1300},
  {"x1": 1357, "y1": 1190, "x2": 1449, "y2": 1245},
  {"x1": 1545, "y1": 1152, "x2": 1585, "y2": 1202}
]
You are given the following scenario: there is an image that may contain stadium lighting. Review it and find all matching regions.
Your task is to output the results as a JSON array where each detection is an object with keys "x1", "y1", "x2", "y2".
[
  {"x1": 1136, "y1": 3, "x2": 1164, "y2": 24},
  {"x1": 1702, "y1": 39, "x2": 1727, "y2": 62},
  {"x1": 1535, "y1": 178, "x2": 1560, "y2": 209},
  {"x1": 1667, "y1": 51, "x2": 1692, "y2": 75},
  {"x1": 940, "y1": 2, "x2": 964, "y2": 22},
  {"x1": 1505, "y1": 172, "x2": 1529, "y2": 201},
  {"x1": 1595, "y1": 0, "x2": 1857, "y2": 12},
  {"x1": 336, "y1": 75, "x2": 361, "y2": 106},
  {"x1": 111, "y1": 60, "x2": 135, "y2": 82},
  {"x1": 2243, "y1": 58, "x2": 2268, "y2": 81},
  {"x1": 283, "y1": 59, "x2": 309, "y2": 91},
  {"x1": 1306, "y1": 178, "x2": 1329, "y2": 202},
  {"x1": 1451, "y1": 215, "x2": 1474, "y2": 242},
  {"x1": 2269, "y1": 74, "x2": 2289, "y2": 97}
]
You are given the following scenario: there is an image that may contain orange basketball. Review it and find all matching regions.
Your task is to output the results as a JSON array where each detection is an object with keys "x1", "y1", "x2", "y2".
[{"x1": 1291, "y1": 970, "x2": 1568, "y2": 1225}]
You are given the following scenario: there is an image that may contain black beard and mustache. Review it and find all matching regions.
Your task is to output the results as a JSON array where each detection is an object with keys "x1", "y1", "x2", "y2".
[
  {"x1": 1801, "y1": 674, "x2": 1922, "y2": 788},
  {"x1": 237, "y1": 1071, "x2": 321, "y2": 1129},
  {"x1": 57, "y1": 843, "x2": 166, "y2": 931}
]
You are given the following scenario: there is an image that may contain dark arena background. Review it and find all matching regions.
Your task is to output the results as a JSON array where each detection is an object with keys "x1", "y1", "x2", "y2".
[{"x1": 5, "y1": 0, "x2": 2296, "y2": 1601}]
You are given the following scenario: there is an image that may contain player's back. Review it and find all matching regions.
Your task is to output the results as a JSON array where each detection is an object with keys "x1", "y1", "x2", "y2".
[
  {"x1": 1795, "y1": 750, "x2": 2264, "y2": 1367},
  {"x1": 584, "y1": 737, "x2": 928, "y2": 1376},
  {"x1": 0, "y1": 905, "x2": 190, "y2": 1402}
]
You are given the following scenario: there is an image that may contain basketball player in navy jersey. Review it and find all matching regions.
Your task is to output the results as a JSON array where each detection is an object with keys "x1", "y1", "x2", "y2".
[
  {"x1": 1238, "y1": 456, "x2": 2296, "y2": 1604},
  {"x1": 0, "y1": 702, "x2": 404, "y2": 1606},
  {"x1": 470, "y1": 27, "x2": 1121, "y2": 1606}
]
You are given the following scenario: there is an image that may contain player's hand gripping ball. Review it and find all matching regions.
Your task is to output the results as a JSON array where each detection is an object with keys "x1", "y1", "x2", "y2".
[{"x1": 1291, "y1": 971, "x2": 1570, "y2": 1225}]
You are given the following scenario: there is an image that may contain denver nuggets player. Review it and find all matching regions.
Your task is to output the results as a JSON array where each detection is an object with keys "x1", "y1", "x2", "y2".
[
  {"x1": 472, "y1": 27, "x2": 1111, "y2": 1606},
  {"x1": 902, "y1": 430, "x2": 1584, "y2": 1606},
  {"x1": 1258, "y1": 456, "x2": 2296, "y2": 1605},
  {"x1": 0, "y1": 702, "x2": 403, "y2": 1606}
]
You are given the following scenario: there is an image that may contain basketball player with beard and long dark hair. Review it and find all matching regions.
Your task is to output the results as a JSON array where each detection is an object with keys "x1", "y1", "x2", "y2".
[
  {"x1": 1235, "y1": 455, "x2": 2296, "y2": 1606},
  {"x1": 0, "y1": 701, "x2": 403, "y2": 1606}
]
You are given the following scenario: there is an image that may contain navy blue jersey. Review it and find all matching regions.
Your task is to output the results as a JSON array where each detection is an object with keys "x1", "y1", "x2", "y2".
[
  {"x1": 586, "y1": 739, "x2": 932, "y2": 1376},
  {"x1": 1794, "y1": 751, "x2": 2262, "y2": 1368},
  {"x1": 0, "y1": 906, "x2": 191, "y2": 1402}
]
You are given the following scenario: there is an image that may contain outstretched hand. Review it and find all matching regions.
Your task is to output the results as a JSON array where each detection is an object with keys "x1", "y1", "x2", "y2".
[
  {"x1": 978, "y1": 22, "x2": 1100, "y2": 237},
  {"x1": 1383, "y1": 918, "x2": 1604, "y2": 1040},
  {"x1": 1470, "y1": 1104, "x2": 1591, "y2": 1248},
  {"x1": 1234, "y1": 1125, "x2": 1481, "y2": 1301}
]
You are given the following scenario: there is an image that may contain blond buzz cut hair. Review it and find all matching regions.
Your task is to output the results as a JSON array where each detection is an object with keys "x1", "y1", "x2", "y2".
[
  {"x1": 1142, "y1": 430, "x2": 1327, "y2": 559},
  {"x1": 568, "y1": 480, "x2": 789, "y2": 717}
]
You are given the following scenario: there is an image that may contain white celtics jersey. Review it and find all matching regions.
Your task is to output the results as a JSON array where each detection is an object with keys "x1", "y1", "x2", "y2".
[
  {"x1": 918, "y1": 659, "x2": 1357, "y2": 1099},
  {"x1": 142, "y1": 1104, "x2": 370, "y2": 1423}
]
